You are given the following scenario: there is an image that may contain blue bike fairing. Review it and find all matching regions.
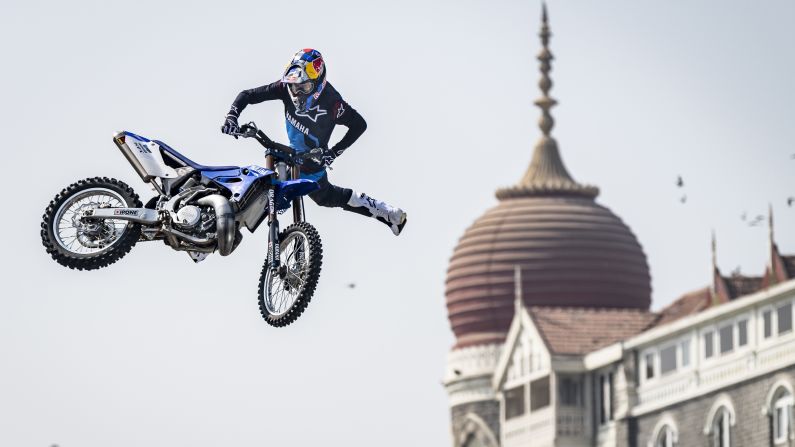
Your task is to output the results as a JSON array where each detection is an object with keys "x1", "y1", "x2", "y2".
[
  {"x1": 201, "y1": 167, "x2": 261, "y2": 201},
  {"x1": 203, "y1": 167, "x2": 319, "y2": 211}
]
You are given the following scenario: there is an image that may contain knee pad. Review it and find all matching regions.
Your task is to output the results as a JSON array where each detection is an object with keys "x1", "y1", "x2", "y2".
[{"x1": 309, "y1": 188, "x2": 336, "y2": 207}]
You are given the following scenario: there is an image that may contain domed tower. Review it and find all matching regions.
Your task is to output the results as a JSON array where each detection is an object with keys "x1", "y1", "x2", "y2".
[{"x1": 443, "y1": 6, "x2": 652, "y2": 446}]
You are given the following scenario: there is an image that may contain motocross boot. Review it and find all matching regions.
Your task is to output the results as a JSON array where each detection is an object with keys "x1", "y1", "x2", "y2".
[{"x1": 347, "y1": 191, "x2": 407, "y2": 236}]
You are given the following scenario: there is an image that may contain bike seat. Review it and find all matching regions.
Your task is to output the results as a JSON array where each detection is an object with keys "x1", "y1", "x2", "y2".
[{"x1": 155, "y1": 140, "x2": 239, "y2": 172}]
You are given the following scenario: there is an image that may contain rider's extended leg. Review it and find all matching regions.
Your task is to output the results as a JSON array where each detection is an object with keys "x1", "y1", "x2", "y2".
[
  {"x1": 345, "y1": 191, "x2": 407, "y2": 236},
  {"x1": 308, "y1": 174, "x2": 407, "y2": 236}
]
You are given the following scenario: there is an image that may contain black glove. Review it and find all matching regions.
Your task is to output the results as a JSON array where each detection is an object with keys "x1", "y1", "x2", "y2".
[
  {"x1": 221, "y1": 113, "x2": 239, "y2": 136},
  {"x1": 308, "y1": 147, "x2": 339, "y2": 168}
]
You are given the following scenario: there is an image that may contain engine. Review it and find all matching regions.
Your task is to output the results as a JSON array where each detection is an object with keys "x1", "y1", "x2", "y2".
[
  {"x1": 175, "y1": 205, "x2": 201, "y2": 227},
  {"x1": 173, "y1": 204, "x2": 216, "y2": 236},
  {"x1": 160, "y1": 185, "x2": 235, "y2": 256}
]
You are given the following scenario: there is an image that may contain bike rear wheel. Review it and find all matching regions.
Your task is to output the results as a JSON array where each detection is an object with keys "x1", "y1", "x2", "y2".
[
  {"x1": 258, "y1": 222, "x2": 323, "y2": 327},
  {"x1": 41, "y1": 177, "x2": 142, "y2": 270}
]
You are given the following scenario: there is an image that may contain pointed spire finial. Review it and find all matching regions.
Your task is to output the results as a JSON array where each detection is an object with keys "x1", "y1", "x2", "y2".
[
  {"x1": 536, "y1": 2, "x2": 555, "y2": 139},
  {"x1": 769, "y1": 203, "x2": 775, "y2": 246},
  {"x1": 496, "y1": 4, "x2": 599, "y2": 200},
  {"x1": 711, "y1": 229, "x2": 718, "y2": 272}
]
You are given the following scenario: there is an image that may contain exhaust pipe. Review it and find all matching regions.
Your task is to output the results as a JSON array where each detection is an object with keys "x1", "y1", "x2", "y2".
[
  {"x1": 197, "y1": 194, "x2": 235, "y2": 256},
  {"x1": 113, "y1": 131, "x2": 151, "y2": 182},
  {"x1": 113, "y1": 131, "x2": 165, "y2": 196}
]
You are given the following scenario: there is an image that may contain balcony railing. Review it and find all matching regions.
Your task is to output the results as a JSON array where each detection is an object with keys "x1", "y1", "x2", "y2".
[
  {"x1": 557, "y1": 406, "x2": 586, "y2": 437},
  {"x1": 635, "y1": 336, "x2": 795, "y2": 413}
]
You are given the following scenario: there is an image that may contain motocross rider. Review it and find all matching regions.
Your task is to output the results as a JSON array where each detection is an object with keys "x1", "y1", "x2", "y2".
[{"x1": 221, "y1": 48, "x2": 407, "y2": 236}]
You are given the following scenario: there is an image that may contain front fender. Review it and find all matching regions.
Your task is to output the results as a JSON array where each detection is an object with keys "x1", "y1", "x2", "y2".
[{"x1": 275, "y1": 179, "x2": 320, "y2": 211}]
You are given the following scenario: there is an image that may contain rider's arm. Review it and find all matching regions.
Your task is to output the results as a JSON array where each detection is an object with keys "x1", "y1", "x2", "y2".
[
  {"x1": 228, "y1": 81, "x2": 287, "y2": 117},
  {"x1": 329, "y1": 100, "x2": 367, "y2": 156}
]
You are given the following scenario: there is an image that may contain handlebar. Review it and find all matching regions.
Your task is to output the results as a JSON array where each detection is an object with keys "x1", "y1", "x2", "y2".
[{"x1": 232, "y1": 122, "x2": 304, "y2": 165}]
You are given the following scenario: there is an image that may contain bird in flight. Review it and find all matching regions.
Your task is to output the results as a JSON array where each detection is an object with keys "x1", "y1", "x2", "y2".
[
  {"x1": 347, "y1": 283, "x2": 356, "y2": 289},
  {"x1": 788, "y1": 197, "x2": 794, "y2": 207},
  {"x1": 748, "y1": 215, "x2": 765, "y2": 226},
  {"x1": 676, "y1": 175, "x2": 684, "y2": 188}
]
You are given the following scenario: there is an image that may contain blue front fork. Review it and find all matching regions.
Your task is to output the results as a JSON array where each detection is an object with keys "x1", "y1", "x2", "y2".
[{"x1": 267, "y1": 188, "x2": 280, "y2": 270}]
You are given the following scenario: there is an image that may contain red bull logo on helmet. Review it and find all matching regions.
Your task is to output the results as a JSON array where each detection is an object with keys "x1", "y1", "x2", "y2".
[{"x1": 304, "y1": 57, "x2": 324, "y2": 79}]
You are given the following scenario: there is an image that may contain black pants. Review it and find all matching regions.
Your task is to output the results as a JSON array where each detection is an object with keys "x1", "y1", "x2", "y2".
[{"x1": 307, "y1": 173, "x2": 369, "y2": 217}]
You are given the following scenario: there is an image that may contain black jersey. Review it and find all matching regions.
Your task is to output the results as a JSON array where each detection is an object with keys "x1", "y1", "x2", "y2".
[{"x1": 230, "y1": 81, "x2": 366, "y2": 177}]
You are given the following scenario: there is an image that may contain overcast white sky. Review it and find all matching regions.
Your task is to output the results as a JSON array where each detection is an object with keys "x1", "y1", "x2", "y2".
[{"x1": 2, "y1": 0, "x2": 794, "y2": 446}]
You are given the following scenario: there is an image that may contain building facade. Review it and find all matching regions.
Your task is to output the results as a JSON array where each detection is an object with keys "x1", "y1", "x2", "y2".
[
  {"x1": 443, "y1": 6, "x2": 795, "y2": 447},
  {"x1": 483, "y1": 269, "x2": 795, "y2": 447}
]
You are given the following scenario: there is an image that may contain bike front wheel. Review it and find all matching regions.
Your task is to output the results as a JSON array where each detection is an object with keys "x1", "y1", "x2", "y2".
[{"x1": 258, "y1": 222, "x2": 323, "y2": 327}]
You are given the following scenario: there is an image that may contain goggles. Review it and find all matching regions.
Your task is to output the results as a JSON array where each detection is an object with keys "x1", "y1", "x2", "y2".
[{"x1": 288, "y1": 81, "x2": 314, "y2": 96}]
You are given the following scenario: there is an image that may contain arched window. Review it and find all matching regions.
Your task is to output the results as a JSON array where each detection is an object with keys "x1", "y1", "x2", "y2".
[
  {"x1": 655, "y1": 425, "x2": 676, "y2": 447},
  {"x1": 765, "y1": 382, "x2": 795, "y2": 445},
  {"x1": 710, "y1": 408, "x2": 731, "y2": 447},
  {"x1": 648, "y1": 414, "x2": 678, "y2": 447},
  {"x1": 704, "y1": 396, "x2": 736, "y2": 447},
  {"x1": 457, "y1": 413, "x2": 499, "y2": 447},
  {"x1": 773, "y1": 392, "x2": 793, "y2": 445}
]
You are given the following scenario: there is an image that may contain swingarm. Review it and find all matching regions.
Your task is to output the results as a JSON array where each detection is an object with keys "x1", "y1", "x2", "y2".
[{"x1": 82, "y1": 207, "x2": 160, "y2": 224}]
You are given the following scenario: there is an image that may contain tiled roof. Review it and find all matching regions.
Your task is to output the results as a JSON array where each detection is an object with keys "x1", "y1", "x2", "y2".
[
  {"x1": 527, "y1": 306, "x2": 658, "y2": 355},
  {"x1": 655, "y1": 286, "x2": 712, "y2": 327},
  {"x1": 723, "y1": 275, "x2": 764, "y2": 299}
]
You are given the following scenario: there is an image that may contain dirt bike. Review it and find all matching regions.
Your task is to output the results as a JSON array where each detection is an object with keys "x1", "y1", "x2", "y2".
[{"x1": 41, "y1": 122, "x2": 322, "y2": 327}]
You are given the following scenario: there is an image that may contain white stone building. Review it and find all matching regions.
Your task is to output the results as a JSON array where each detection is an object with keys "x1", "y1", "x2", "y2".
[{"x1": 442, "y1": 6, "x2": 795, "y2": 447}]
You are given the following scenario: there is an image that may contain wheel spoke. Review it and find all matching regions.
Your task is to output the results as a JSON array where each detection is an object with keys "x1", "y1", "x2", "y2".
[
  {"x1": 262, "y1": 231, "x2": 312, "y2": 317},
  {"x1": 52, "y1": 188, "x2": 130, "y2": 256},
  {"x1": 287, "y1": 271, "x2": 305, "y2": 286}
]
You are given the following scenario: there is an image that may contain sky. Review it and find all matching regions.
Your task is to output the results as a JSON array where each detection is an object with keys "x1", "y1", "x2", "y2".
[{"x1": 1, "y1": 0, "x2": 794, "y2": 446}]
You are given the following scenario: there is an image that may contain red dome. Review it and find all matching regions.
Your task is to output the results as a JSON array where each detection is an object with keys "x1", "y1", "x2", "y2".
[
  {"x1": 445, "y1": 194, "x2": 652, "y2": 349},
  {"x1": 445, "y1": 10, "x2": 651, "y2": 349}
]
